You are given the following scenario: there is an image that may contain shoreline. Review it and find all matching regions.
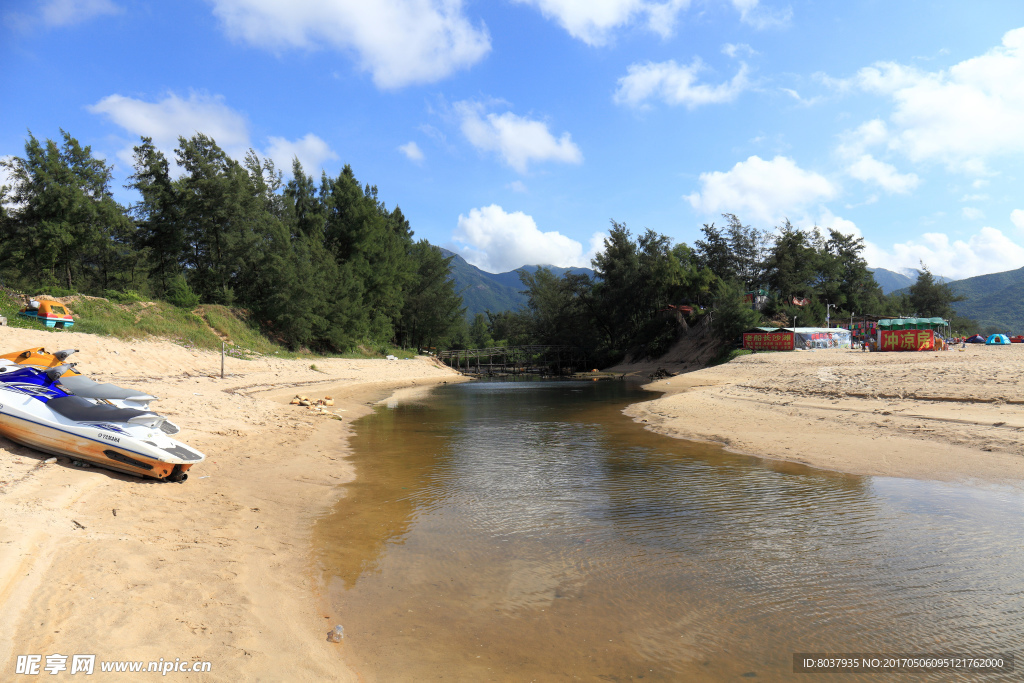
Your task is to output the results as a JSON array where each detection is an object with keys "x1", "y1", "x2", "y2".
[
  {"x1": 0, "y1": 327, "x2": 465, "y2": 681},
  {"x1": 622, "y1": 345, "x2": 1024, "y2": 488}
]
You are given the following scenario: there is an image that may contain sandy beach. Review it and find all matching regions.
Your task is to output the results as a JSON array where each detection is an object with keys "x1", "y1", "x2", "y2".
[
  {"x1": 0, "y1": 327, "x2": 464, "y2": 681},
  {"x1": 625, "y1": 344, "x2": 1024, "y2": 487},
  {"x1": 4, "y1": 328, "x2": 1024, "y2": 681}
]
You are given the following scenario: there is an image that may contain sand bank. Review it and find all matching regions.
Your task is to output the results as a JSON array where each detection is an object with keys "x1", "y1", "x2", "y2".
[
  {"x1": 0, "y1": 326, "x2": 463, "y2": 681},
  {"x1": 625, "y1": 344, "x2": 1024, "y2": 487}
]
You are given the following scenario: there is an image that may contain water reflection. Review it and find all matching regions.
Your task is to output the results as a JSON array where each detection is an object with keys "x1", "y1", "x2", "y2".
[{"x1": 315, "y1": 380, "x2": 1022, "y2": 682}]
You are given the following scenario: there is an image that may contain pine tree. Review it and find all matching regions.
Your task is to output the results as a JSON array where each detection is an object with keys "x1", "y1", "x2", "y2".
[
  {"x1": 129, "y1": 137, "x2": 184, "y2": 295},
  {"x1": 0, "y1": 131, "x2": 134, "y2": 292}
]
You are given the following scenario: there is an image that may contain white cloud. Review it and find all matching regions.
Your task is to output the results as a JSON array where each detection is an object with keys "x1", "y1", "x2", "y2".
[
  {"x1": 208, "y1": 0, "x2": 490, "y2": 89},
  {"x1": 89, "y1": 91, "x2": 336, "y2": 177},
  {"x1": 835, "y1": 119, "x2": 889, "y2": 158},
  {"x1": 866, "y1": 227, "x2": 1024, "y2": 280},
  {"x1": 780, "y1": 87, "x2": 821, "y2": 106},
  {"x1": 722, "y1": 42, "x2": 755, "y2": 58},
  {"x1": 453, "y1": 204, "x2": 601, "y2": 272},
  {"x1": 511, "y1": 0, "x2": 690, "y2": 45},
  {"x1": 836, "y1": 119, "x2": 919, "y2": 194},
  {"x1": 962, "y1": 207, "x2": 984, "y2": 221},
  {"x1": 42, "y1": 0, "x2": 119, "y2": 26},
  {"x1": 0, "y1": 156, "x2": 19, "y2": 208},
  {"x1": 266, "y1": 133, "x2": 338, "y2": 174},
  {"x1": 843, "y1": 26, "x2": 1024, "y2": 173},
  {"x1": 614, "y1": 58, "x2": 750, "y2": 108},
  {"x1": 398, "y1": 141, "x2": 424, "y2": 163},
  {"x1": 730, "y1": 0, "x2": 791, "y2": 29},
  {"x1": 846, "y1": 154, "x2": 920, "y2": 194},
  {"x1": 0, "y1": 156, "x2": 14, "y2": 188},
  {"x1": 800, "y1": 209, "x2": 1024, "y2": 280},
  {"x1": 960, "y1": 193, "x2": 989, "y2": 202},
  {"x1": 507, "y1": 180, "x2": 528, "y2": 192},
  {"x1": 1011, "y1": 209, "x2": 1024, "y2": 230},
  {"x1": 685, "y1": 155, "x2": 837, "y2": 225},
  {"x1": 5, "y1": 0, "x2": 121, "y2": 29},
  {"x1": 455, "y1": 101, "x2": 583, "y2": 173},
  {"x1": 89, "y1": 91, "x2": 251, "y2": 166}
]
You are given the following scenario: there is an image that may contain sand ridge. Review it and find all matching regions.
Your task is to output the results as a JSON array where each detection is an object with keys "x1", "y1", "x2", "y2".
[
  {"x1": 626, "y1": 344, "x2": 1024, "y2": 486},
  {"x1": 0, "y1": 326, "x2": 465, "y2": 681}
]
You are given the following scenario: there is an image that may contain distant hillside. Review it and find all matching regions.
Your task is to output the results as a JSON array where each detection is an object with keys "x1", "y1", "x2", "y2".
[
  {"x1": 441, "y1": 249, "x2": 595, "y2": 319},
  {"x1": 869, "y1": 267, "x2": 952, "y2": 294},
  {"x1": 487, "y1": 264, "x2": 596, "y2": 290},
  {"x1": 441, "y1": 250, "x2": 525, "y2": 319},
  {"x1": 869, "y1": 267, "x2": 916, "y2": 294},
  {"x1": 948, "y1": 265, "x2": 1024, "y2": 332}
]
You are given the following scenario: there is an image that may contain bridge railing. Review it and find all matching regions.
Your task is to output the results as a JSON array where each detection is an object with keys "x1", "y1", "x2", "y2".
[{"x1": 436, "y1": 345, "x2": 575, "y2": 360}]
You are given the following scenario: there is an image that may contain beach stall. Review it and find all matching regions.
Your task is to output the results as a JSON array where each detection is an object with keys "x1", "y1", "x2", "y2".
[
  {"x1": 878, "y1": 317, "x2": 949, "y2": 333},
  {"x1": 792, "y1": 327, "x2": 852, "y2": 350},
  {"x1": 835, "y1": 316, "x2": 882, "y2": 343},
  {"x1": 742, "y1": 327, "x2": 794, "y2": 350},
  {"x1": 875, "y1": 317, "x2": 950, "y2": 352}
]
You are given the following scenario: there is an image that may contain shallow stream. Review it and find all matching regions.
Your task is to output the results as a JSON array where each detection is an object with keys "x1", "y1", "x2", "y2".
[{"x1": 315, "y1": 380, "x2": 1022, "y2": 681}]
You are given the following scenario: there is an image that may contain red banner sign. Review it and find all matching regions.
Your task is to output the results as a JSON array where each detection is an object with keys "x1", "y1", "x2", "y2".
[
  {"x1": 878, "y1": 329, "x2": 934, "y2": 351},
  {"x1": 743, "y1": 332, "x2": 794, "y2": 351}
]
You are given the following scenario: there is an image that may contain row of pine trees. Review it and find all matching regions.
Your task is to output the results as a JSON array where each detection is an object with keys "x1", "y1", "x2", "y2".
[
  {"x1": 1, "y1": 131, "x2": 968, "y2": 361},
  {"x1": 0, "y1": 131, "x2": 464, "y2": 352}
]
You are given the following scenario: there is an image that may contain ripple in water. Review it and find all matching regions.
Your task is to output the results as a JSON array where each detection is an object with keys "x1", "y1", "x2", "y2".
[{"x1": 315, "y1": 380, "x2": 1023, "y2": 682}]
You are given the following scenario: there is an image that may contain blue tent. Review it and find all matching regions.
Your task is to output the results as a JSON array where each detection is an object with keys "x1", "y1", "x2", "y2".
[{"x1": 986, "y1": 334, "x2": 1010, "y2": 345}]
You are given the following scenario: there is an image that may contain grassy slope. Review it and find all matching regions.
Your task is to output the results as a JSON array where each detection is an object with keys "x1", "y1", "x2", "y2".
[{"x1": 0, "y1": 289, "x2": 416, "y2": 359}]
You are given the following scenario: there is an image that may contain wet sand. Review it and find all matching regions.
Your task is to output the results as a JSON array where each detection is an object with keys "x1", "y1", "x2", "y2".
[
  {"x1": 625, "y1": 344, "x2": 1024, "y2": 487},
  {"x1": 0, "y1": 327, "x2": 464, "y2": 681}
]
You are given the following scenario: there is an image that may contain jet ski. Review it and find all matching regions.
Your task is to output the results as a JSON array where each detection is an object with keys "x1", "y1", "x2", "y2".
[
  {"x1": 0, "y1": 348, "x2": 164, "y2": 417},
  {"x1": 0, "y1": 350, "x2": 204, "y2": 481}
]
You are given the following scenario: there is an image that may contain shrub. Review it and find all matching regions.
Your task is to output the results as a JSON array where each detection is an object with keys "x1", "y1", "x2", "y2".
[{"x1": 165, "y1": 275, "x2": 200, "y2": 309}]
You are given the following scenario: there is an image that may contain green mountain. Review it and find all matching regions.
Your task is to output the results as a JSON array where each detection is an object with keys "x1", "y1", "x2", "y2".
[
  {"x1": 442, "y1": 250, "x2": 528, "y2": 318},
  {"x1": 868, "y1": 267, "x2": 916, "y2": 294},
  {"x1": 441, "y1": 249, "x2": 595, "y2": 319},
  {"x1": 487, "y1": 264, "x2": 595, "y2": 290},
  {"x1": 949, "y1": 265, "x2": 1024, "y2": 332},
  {"x1": 869, "y1": 267, "x2": 952, "y2": 294}
]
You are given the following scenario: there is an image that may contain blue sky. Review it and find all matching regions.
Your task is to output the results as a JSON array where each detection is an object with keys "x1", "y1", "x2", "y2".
[{"x1": 4, "y1": 0, "x2": 1024, "y2": 279}]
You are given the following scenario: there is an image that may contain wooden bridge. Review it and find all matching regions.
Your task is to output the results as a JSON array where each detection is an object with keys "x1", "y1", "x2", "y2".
[{"x1": 437, "y1": 345, "x2": 589, "y2": 376}]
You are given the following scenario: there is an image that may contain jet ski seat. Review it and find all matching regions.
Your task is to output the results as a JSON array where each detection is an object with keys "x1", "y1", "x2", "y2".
[
  {"x1": 46, "y1": 396, "x2": 156, "y2": 423},
  {"x1": 57, "y1": 374, "x2": 157, "y2": 401}
]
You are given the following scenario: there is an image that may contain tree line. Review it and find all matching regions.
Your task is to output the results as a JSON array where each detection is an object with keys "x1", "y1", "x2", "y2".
[
  {"x1": 0, "y1": 131, "x2": 464, "y2": 352},
  {"x1": 0, "y1": 130, "x2": 970, "y2": 361},
  {"x1": 469, "y1": 215, "x2": 971, "y2": 364}
]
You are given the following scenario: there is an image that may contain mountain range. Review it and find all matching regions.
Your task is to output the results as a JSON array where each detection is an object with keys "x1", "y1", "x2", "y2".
[
  {"x1": 442, "y1": 251, "x2": 1021, "y2": 332},
  {"x1": 948, "y1": 266, "x2": 1024, "y2": 332},
  {"x1": 440, "y1": 249, "x2": 594, "y2": 319},
  {"x1": 868, "y1": 267, "x2": 952, "y2": 294},
  {"x1": 874, "y1": 266, "x2": 1022, "y2": 331}
]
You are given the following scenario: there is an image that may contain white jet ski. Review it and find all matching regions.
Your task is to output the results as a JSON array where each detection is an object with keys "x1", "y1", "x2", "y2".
[{"x1": 0, "y1": 351, "x2": 204, "y2": 481}]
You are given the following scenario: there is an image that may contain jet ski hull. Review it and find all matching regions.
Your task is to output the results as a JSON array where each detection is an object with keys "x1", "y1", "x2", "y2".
[
  {"x1": 0, "y1": 413, "x2": 194, "y2": 479},
  {"x1": 0, "y1": 356, "x2": 204, "y2": 481}
]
